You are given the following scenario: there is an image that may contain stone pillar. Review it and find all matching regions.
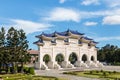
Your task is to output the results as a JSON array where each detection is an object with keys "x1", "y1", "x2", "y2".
[
  {"x1": 61, "y1": 45, "x2": 69, "y2": 68},
  {"x1": 74, "y1": 48, "x2": 83, "y2": 67},
  {"x1": 50, "y1": 46, "x2": 61, "y2": 69},
  {"x1": 61, "y1": 45, "x2": 74, "y2": 68},
  {"x1": 35, "y1": 46, "x2": 49, "y2": 70}
]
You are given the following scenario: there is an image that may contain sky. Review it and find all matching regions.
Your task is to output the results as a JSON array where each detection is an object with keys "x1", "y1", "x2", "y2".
[{"x1": 0, "y1": 0, "x2": 120, "y2": 49}]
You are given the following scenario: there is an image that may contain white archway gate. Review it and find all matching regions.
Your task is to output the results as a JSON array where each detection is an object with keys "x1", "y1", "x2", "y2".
[{"x1": 34, "y1": 30, "x2": 103, "y2": 70}]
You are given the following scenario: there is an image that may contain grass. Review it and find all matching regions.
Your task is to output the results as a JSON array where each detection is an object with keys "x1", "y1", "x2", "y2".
[
  {"x1": 63, "y1": 70, "x2": 120, "y2": 80},
  {"x1": 0, "y1": 73, "x2": 66, "y2": 80}
]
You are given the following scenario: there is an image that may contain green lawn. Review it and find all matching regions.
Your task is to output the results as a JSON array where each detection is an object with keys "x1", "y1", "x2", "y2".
[
  {"x1": 0, "y1": 73, "x2": 66, "y2": 80},
  {"x1": 63, "y1": 70, "x2": 120, "y2": 80}
]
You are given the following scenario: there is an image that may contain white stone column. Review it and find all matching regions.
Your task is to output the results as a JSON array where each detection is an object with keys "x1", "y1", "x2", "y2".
[
  {"x1": 35, "y1": 46, "x2": 44, "y2": 69},
  {"x1": 61, "y1": 45, "x2": 69, "y2": 68},
  {"x1": 74, "y1": 48, "x2": 83, "y2": 67}
]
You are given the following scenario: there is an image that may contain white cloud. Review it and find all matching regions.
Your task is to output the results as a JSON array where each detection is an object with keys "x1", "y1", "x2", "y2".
[
  {"x1": 95, "y1": 36, "x2": 120, "y2": 41},
  {"x1": 44, "y1": 7, "x2": 80, "y2": 22},
  {"x1": 84, "y1": 21, "x2": 98, "y2": 26},
  {"x1": 2, "y1": 19, "x2": 52, "y2": 34},
  {"x1": 59, "y1": 0, "x2": 66, "y2": 4},
  {"x1": 81, "y1": 0, "x2": 100, "y2": 6},
  {"x1": 104, "y1": 0, "x2": 120, "y2": 8},
  {"x1": 42, "y1": 7, "x2": 120, "y2": 23},
  {"x1": 103, "y1": 15, "x2": 120, "y2": 25}
]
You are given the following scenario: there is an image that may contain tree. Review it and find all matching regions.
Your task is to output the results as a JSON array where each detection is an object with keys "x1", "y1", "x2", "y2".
[
  {"x1": 69, "y1": 52, "x2": 77, "y2": 64},
  {"x1": 43, "y1": 54, "x2": 50, "y2": 64},
  {"x1": 5, "y1": 27, "x2": 30, "y2": 73},
  {"x1": 0, "y1": 27, "x2": 30, "y2": 74},
  {"x1": 0, "y1": 27, "x2": 6, "y2": 73},
  {"x1": 6, "y1": 27, "x2": 20, "y2": 73},
  {"x1": 97, "y1": 44, "x2": 120, "y2": 64},
  {"x1": 18, "y1": 29, "x2": 30, "y2": 72},
  {"x1": 56, "y1": 54, "x2": 64, "y2": 65}
]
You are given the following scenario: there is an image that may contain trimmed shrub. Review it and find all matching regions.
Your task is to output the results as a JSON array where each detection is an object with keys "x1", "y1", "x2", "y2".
[
  {"x1": 100, "y1": 69, "x2": 103, "y2": 72},
  {"x1": 23, "y1": 67, "x2": 29, "y2": 74},
  {"x1": 90, "y1": 71, "x2": 93, "y2": 74},
  {"x1": 103, "y1": 72, "x2": 107, "y2": 77},
  {"x1": 28, "y1": 67, "x2": 35, "y2": 75},
  {"x1": 108, "y1": 71, "x2": 111, "y2": 74},
  {"x1": 113, "y1": 71, "x2": 116, "y2": 74},
  {"x1": 55, "y1": 78, "x2": 59, "y2": 80},
  {"x1": 96, "y1": 70, "x2": 99, "y2": 73}
]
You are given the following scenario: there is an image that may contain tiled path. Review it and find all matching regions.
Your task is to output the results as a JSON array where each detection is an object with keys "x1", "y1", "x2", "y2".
[{"x1": 35, "y1": 66, "x2": 120, "y2": 80}]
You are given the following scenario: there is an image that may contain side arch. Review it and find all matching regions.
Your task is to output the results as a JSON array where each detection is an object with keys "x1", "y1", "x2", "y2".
[
  {"x1": 82, "y1": 54, "x2": 88, "y2": 62},
  {"x1": 43, "y1": 54, "x2": 51, "y2": 64}
]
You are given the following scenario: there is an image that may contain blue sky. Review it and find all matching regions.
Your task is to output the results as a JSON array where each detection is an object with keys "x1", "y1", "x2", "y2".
[{"x1": 0, "y1": 0, "x2": 120, "y2": 49}]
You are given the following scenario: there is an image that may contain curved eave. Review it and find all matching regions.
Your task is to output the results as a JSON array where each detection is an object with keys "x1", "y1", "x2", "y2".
[
  {"x1": 93, "y1": 41, "x2": 99, "y2": 44},
  {"x1": 55, "y1": 34, "x2": 66, "y2": 39},
  {"x1": 35, "y1": 35, "x2": 41, "y2": 38},
  {"x1": 90, "y1": 41, "x2": 98, "y2": 46},
  {"x1": 41, "y1": 35, "x2": 52, "y2": 40},
  {"x1": 69, "y1": 33, "x2": 83, "y2": 39},
  {"x1": 81, "y1": 38, "x2": 91, "y2": 43},
  {"x1": 33, "y1": 41, "x2": 44, "y2": 46}
]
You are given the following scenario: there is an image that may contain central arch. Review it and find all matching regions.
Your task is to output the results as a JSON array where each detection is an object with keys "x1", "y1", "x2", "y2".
[
  {"x1": 82, "y1": 54, "x2": 87, "y2": 62},
  {"x1": 55, "y1": 53, "x2": 64, "y2": 65},
  {"x1": 69, "y1": 52, "x2": 78, "y2": 64},
  {"x1": 43, "y1": 54, "x2": 51, "y2": 64}
]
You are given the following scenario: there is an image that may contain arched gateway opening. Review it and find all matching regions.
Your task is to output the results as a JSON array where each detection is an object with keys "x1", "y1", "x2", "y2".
[
  {"x1": 69, "y1": 52, "x2": 78, "y2": 64},
  {"x1": 43, "y1": 54, "x2": 51, "y2": 64},
  {"x1": 91, "y1": 56, "x2": 94, "y2": 61},
  {"x1": 82, "y1": 54, "x2": 87, "y2": 62},
  {"x1": 56, "y1": 54, "x2": 64, "y2": 65}
]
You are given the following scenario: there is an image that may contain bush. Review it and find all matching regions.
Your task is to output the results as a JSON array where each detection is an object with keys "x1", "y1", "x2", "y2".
[
  {"x1": 28, "y1": 67, "x2": 35, "y2": 75},
  {"x1": 96, "y1": 70, "x2": 99, "y2": 73},
  {"x1": 108, "y1": 71, "x2": 111, "y2": 74},
  {"x1": 113, "y1": 71, "x2": 116, "y2": 74},
  {"x1": 23, "y1": 67, "x2": 29, "y2": 74},
  {"x1": 55, "y1": 78, "x2": 59, "y2": 80},
  {"x1": 103, "y1": 72, "x2": 107, "y2": 77},
  {"x1": 100, "y1": 69, "x2": 103, "y2": 72},
  {"x1": 90, "y1": 71, "x2": 93, "y2": 74}
]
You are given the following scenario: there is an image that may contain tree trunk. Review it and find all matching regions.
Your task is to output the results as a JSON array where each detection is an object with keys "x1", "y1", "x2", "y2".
[{"x1": 20, "y1": 62, "x2": 24, "y2": 73}]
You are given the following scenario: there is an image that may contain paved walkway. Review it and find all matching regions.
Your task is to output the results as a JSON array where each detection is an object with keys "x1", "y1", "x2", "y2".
[
  {"x1": 35, "y1": 66, "x2": 120, "y2": 80},
  {"x1": 35, "y1": 69, "x2": 100, "y2": 80}
]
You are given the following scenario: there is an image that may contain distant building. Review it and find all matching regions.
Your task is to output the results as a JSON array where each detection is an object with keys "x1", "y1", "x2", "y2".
[
  {"x1": 27, "y1": 49, "x2": 39, "y2": 63},
  {"x1": 34, "y1": 29, "x2": 103, "y2": 70}
]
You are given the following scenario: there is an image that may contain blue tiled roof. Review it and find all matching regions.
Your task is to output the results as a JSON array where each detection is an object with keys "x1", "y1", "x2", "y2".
[
  {"x1": 54, "y1": 31, "x2": 67, "y2": 36},
  {"x1": 36, "y1": 29, "x2": 84, "y2": 38},
  {"x1": 33, "y1": 39, "x2": 43, "y2": 44},
  {"x1": 36, "y1": 32, "x2": 53, "y2": 38},
  {"x1": 66, "y1": 29, "x2": 84, "y2": 35},
  {"x1": 84, "y1": 37, "x2": 93, "y2": 40},
  {"x1": 42, "y1": 32, "x2": 53, "y2": 37}
]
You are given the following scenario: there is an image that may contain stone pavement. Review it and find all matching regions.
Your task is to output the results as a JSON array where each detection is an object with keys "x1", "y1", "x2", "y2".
[
  {"x1": 35, "y1": 69, "x2": 100, "y2": 80},
  {"x1": 35, "y1": 66, "x2": 120, "y2": 80}
]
